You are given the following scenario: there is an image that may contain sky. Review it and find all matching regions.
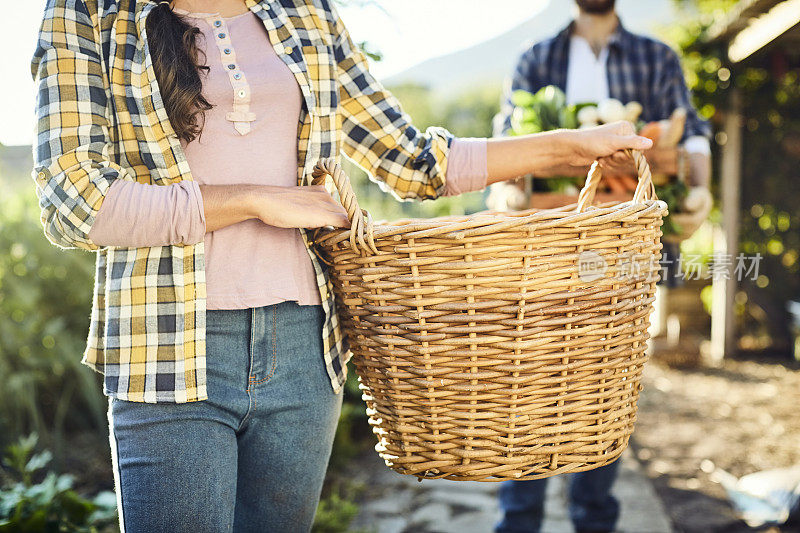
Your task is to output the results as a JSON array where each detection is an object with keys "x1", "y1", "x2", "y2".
[{"x1": 2, "y1": 0, "x2": 552, "y2": 147}]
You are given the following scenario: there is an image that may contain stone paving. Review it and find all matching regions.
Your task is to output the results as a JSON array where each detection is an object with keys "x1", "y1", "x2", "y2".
[{"x1": 350, "y1": 449, "x2": 673, "y2": 533}]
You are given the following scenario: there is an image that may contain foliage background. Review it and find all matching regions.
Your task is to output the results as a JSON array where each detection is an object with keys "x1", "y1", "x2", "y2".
[
  {"x1": 0, "y1": 186, "x2": 103, "y2": 457},
  {"x1": 666, "y1": 0, "x2": 800, "y2": 351}
]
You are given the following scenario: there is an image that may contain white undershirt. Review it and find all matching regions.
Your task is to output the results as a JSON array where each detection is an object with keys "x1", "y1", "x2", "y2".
[
  {"x1": 565, "y1": 35, "x2": 609, "y2": 106},
  {"x1": 564, "y1": 34, "x2": 710, "y2": 155}
]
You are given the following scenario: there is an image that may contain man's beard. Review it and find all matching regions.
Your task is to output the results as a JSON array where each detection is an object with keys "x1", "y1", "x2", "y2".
[{"x1": 576, "y1": 0, "x2": 616, "y2": 14}]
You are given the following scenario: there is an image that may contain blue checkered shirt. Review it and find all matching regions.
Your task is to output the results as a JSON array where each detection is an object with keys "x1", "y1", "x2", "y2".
[{"x1": 493, "y1": 19, "x2": 711, "y2": 139}]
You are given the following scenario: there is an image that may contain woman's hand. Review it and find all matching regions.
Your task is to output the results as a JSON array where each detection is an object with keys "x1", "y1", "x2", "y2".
[
  {"x1": 568, "y1": 121, "x2": 654, "y2": 167},
  {"x1": 248, "y1": 185, "x2": 351, "y2": 229},
  {"x1": 486, "y1": 121, "x2": 653, "y2": 185}
]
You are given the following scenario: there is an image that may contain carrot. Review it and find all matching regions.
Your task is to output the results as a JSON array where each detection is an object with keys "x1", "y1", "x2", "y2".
[
  {"x1": 618, "y1": 174, "x2": 639, "y2": 191},
  {"x1": 638, "y1": 121, "x2": 661, "y2": 143},
  {"x1": 605, "y1": 175, "x2": 628, "y2": 194}
]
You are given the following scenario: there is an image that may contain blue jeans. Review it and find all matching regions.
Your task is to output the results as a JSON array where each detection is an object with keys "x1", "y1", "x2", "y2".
[
  {"x1": 496, "y1": 460, "x2": 621, "y2": 533},
  {"x1": 107, "y1": 302, "x2": 343, "y2": 533}
]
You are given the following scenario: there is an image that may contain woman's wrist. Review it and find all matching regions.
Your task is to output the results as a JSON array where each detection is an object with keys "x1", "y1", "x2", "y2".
[
  {"x1": 246, "y1": 185, "x2": 287, "y2": 226},
  {"x1": 442, "y1": 138, "x2": 489, "y2": 196},
  {"x1": 486, "y1": 130, "x2": 574, "y2": 185},
  {"x1": 549, "y1": 129, "x2": 580, "y2": 167},
  {"x1": 199, "y1": 183, "x2": 262, "y2": 233},
  {"x1": 241, "y1": 184, "x2": 269, "y2": 220}
]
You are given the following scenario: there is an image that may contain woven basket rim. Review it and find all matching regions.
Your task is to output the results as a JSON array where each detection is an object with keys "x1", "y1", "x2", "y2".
[{"x1": 315, "y1": 198, "x2": 668, "y2": 248}]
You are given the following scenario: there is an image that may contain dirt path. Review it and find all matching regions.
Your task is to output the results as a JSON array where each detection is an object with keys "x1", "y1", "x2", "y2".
[
  {"x1": 349, "y1": 449, "x2": 671, "y2": 533},
  {"x1": 633, "y1": 356, "x2": 800, "y2": 532}
]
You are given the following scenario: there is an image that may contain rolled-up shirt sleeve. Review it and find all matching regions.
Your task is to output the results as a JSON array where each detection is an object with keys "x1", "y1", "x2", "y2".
[
  {"x1": 441, "y1": 137, "x2": 488, "y2": 196},
  {"x1": 87, "y1": 179, "x2": 206, "y2": 248}
]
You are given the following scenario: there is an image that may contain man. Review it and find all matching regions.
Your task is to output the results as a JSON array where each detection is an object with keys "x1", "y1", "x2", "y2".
[{"x1": 491, "y1": 1, "x2": 712, "y2": 532}]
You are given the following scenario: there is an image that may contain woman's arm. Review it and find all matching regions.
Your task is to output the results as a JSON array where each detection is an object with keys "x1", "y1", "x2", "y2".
[
  {"x1": 86, "y1": 179, "x2": 350, "y2": 248},
  {"x1": 326, "y1": 2, "x2": 651, "y2": 201},
  {"x1": 31, "y1": 0, "x2": 134, "y2": 251},
  {"x1": 193, "y1": 183, "x2": 348, "y2": 233},
  {"x1": 87, "y1": 124, "x2": 648, "y2": 247},
  {"x1": 329, "y1": 2, "x2": 450, "y2": 201},
  {"x1": 86, "y1": 180, "x2": 290, "y2": 248},
  {"x1": 87, "y1": 180, "x2": 207, "y2": 248},
  {"x1": 485, "y1": 122, "x2": 653, "y2": 185}
]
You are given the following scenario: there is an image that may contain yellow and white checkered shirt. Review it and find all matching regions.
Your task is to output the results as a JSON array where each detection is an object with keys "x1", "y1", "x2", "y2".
[{"x1": 31, "y1": 0, "x2": 453, "y2": 402}]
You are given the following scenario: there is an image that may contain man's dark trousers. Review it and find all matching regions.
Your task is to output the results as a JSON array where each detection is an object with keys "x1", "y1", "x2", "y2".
[{"x1": 495, "y1": 459, "x2": 621, "y2": 533}]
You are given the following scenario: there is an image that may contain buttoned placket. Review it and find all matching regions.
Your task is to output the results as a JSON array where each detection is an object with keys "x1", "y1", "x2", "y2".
[{"x1": 202, "y1": 14, "x2": 258, "y2": 135}]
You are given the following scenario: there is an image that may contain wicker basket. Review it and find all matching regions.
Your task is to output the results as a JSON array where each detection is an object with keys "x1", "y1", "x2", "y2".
[{"x1": 311, "y1": 150, "x2": 667, "y2": 481}]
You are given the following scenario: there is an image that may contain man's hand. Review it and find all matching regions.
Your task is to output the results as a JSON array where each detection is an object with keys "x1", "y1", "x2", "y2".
[{"x1": 663, "y1": 186, "x2": 713, "y2": 243}]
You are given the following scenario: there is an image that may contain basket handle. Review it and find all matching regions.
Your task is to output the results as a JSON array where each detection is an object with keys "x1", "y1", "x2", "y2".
[
  {"x1": 311, "y1": 158, "x2": 378, "y2": 254},
  {"x1": 576, "y1": 149, "x2": 656, "y2": 212}
]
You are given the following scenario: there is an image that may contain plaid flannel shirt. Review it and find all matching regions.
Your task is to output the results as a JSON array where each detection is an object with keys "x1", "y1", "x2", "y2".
[
  {"x1": 493, "y1": 19, "x2": 712, "y2": 139},
  {"x1": 31, "y1": 0, "x2": 453, "y2": 403}
]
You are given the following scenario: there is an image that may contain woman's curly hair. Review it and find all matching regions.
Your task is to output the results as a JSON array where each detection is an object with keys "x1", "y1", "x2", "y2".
[{"x1": 145, "y1": 2, "x2": 213, "y2": 143}]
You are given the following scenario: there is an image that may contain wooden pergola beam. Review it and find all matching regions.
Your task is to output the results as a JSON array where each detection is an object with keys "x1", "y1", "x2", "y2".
[{"x1": 709, "y1": 89, "x2": 743, "y2": 364}]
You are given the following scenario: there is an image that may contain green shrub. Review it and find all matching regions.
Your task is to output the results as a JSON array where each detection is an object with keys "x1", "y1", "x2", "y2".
[
  {"x1": 312, "y1": 370, "x2": 372, "y2": 532},
  {"x1": 312, "y1": 478, "x2": 365, "y2": 533},
  {"x1": 0, "y1": 433, "x2": 117, "y2": 532},
  {"x1": 327, "y1": 369, "x2": 372, "y2": 470},
  {"x1": 0, "y1": 191, "x2": 106, "y2": 453}
]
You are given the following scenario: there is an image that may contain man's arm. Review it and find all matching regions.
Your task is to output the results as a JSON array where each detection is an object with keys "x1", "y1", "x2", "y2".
[
  {"x1": 653, "y1": 46, "x2": 713, "y2": 239},
  {"x1": 653, "y1": 45, "x2": 713, "y2": 188},
  {"x1": 683, "y1": 138, "x2": 711, "y2": 188}
]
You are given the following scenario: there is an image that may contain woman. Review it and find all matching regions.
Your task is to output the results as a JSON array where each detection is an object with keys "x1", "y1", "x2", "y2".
[{"x1": 30, "y1": 0, "x2": 653, "y2": 531}]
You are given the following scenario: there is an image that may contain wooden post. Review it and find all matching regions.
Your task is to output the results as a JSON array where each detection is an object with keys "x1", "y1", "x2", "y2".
[{"x1": 709, "y1": 88, "x2": 742, "y2": 364}]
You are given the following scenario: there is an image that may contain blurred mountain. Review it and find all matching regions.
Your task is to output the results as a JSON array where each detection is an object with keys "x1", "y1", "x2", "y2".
[
  {"x1": 0, "y1": 143, "x2": 33, "y2": 189},
  {"x1": 384, "y1": 0, "x2": 676, "y2": 94}
]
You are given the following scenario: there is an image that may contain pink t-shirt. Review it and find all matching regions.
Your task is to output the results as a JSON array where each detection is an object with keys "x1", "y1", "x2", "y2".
[{"x1": 88, "y1": 8, "x2": 488, "y2": 310}]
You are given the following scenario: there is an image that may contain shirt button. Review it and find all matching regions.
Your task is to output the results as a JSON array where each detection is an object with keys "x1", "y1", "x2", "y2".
[
  {"x1": 217, "y1": 32, "x2": 226, "y2": 39},
  {"x1": 227, "y1": 64, "x2": 236, "y2": 70},
  {"x1": 37, "y1": 171, "x2": 47, "y2": 180},
  {"x1": 237, "y1": 89, "x2": 246, "y2": 98},
  {"x1": 233, "y1": 72, "x2": 242, "y2": 80},
  {"x1": 213, "y1": 20, "x2": 221, "y2": 27},
  {"x1": 224, "y1": 48, "x2": 231, "y2": 54},
  {"x1": 284, "y1": 46, "x2": 293, "y2": 55}
]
